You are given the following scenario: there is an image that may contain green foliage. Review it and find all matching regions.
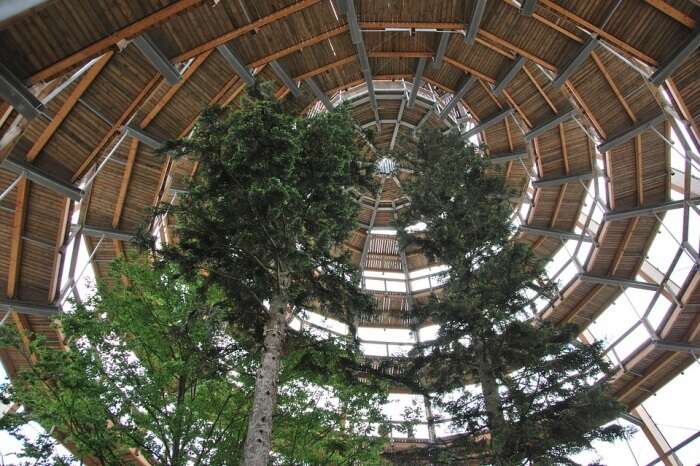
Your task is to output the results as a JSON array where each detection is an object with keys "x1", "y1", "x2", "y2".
[
  {"x1": 156, "y1": 90, "x2": 375, "y2": 338},
  {"x1": 390, "y1": 128, "x2": 629, "y2": 465},
  {"x1": 0, "y1": 257, "x2": 388, "y2": 465}
]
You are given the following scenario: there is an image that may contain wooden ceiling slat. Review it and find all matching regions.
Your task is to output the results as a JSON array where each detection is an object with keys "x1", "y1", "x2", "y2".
[
  {"x1": 522, "y1": 64, "x2": 557, "y2": 114},
  {"x1": 590, "y1": 51, "x2": 636, "y2": 124},
  {"x1": 173, "y1": 0, "x2": 324, "y2": 63},
  {"x1": 559, "y1": 123, "x2": 569, "y2": 174},
  {"x1": 140, "y1": 50, "x2": 213, "y2": 129},
  {"x1": 537, "y1": 0, "x2": 658, "y2": 66},
  {"x1": 28, "y1": 0, "x2": 203, "y2": 84},
  {"x1": 564, "y1": 81, "x2": 606, "y2": 139},
  {"x1": 643, "y1": 0, "x2": 696, "y2": 29},
  {"x1": 72, "y1": 74, "x2": 160, "y2": 182},
  {"x1": 26, "y1": 51, "x2": 114, "y2": 163},
  {"x1": 6, "y1": 178, "x2": 29, "y2": 299},
  {"x1": 112, "y1": 139, "x2": 138, "y2": 230}
]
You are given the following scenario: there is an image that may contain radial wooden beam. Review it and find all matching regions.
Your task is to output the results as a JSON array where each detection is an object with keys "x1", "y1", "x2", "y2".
[
  {"x1": 616, "y1": 350, "x2": 678, "y2": 402},
  {"x1": 112, "y1": 139, "x2": 138, "y2": 230},
  {"x1": 354, "y1": 21, "x2": 558, "y2": 71},
  {"x1": 294, "y1": 55, "x2": 356, "y2": 81},
  {"x1": 557, "y1": 284, "x2": 604, "y2": 324},
  {"x1": 26, "y1": 52, "x2": 113, "y2": 163},
  {"x1": 524, "y1": 108, "x2": 576, "y2": 141},
  {"x1": 591, "y1": 51, "x2": 636, "y2": 123},
  {"x1": 523, "y1": 64, "x2": 557, "y2": 113},
  {"x1": 6, "y1": 178, "x2": 29, "y2": 299},
  {"x1": 645, "y1": 0, "x2": 695, "y2": 28},
  {"x1": 173, "y1": 0, "x2": 323, "y2": 63},
  {"x1": 72, "y1": 74, "x2": 159, "y2": 182},
  {"x1": 559, "y1": 123, "x2": 570, "y2": 174},
  {"x1": 249, "y1": 26, "x2": 348, "y2": 69},
  {"x1": 536, "y1": 0, "x2": 657, "y2": 66},
  {"x1": 140, "y1": 50, "x2": 212, "y2": 128},
  {"x1": 607, "y1": 217, "x2": 639, "y2": 275},
  {"x1": 28, "y1": 0, "x2": 203, "y2": 84}
]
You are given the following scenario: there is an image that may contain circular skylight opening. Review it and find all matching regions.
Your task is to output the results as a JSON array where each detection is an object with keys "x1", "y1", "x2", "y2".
[{"x1": 377, "y1": 157, "x2": 396, "y2": 175}]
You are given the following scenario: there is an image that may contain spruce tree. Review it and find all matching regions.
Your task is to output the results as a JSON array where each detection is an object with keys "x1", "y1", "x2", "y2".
[
  {"x1": 154, "y1": 88, "x2": 377, "y2": 465},
  {"x1": 391, "y1": 128, "x2": 628, "y2": 465}
]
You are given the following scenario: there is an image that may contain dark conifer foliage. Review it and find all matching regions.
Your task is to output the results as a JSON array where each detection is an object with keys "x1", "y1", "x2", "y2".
[
  {"x1": 154, "y1": 87, "x2": 379, "y2": 465},
  {"x1": 389, "y1": 128, "x2": 628, "y2": 465}
]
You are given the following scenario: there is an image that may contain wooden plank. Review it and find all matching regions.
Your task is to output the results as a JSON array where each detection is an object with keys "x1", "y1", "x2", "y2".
[
  {"x1": 29, "y1": 0, "x2": 203, "y2": 84},
  {"x1": 537, "y1": 0, "x2": 658, "y2": 66},
  {"x1": 564, "y1": 81, "x2": 606, "y2": 139},
  {"x1": 479, "y1": 79, "x2": 504, "y2": 109},
  {"x1": 644, "y1": 0, "x2": 695, "y2": 29},
  {"x1": 635, "y1": 135, "x2": 644, "y2": 207},
  {"x1": 26, "y1": 52, "x2": 114, "y2": 162},
  {"x1": 561, "y1": 284, "x2": 603, "y2": 323},
  {"x1": 48, "y1": 199, "x2": 72, "y2": 303},
  {"x1": 523, "y1": 65, "x2": 557, "y2": 113},
  {"x1": 616, "y1": 351, "x2": 678, "y2": 401},
  {"x1": 608, "y1": 217, "x2": 640, "y2": 275},
  {"x1": 591, "y1": 51, "x2": 636, "y2": 123},
  {"x1": 559, "y1": 123, "x2": 569, "y2": 174},
  {"x1": 666, "y1": 78, "x2": 700, "y2": 145},
  {"x1": 72, "y1": 75, "x2": 160, "y2": 182},
  {"x1": 504, "y1": 116, "x2": 514, "y2": 178},
  {"x1": 6, "y1": 178, "x2": 29, "y2": 298},
  {"x1": 248, "y1": 26, "x2": 348, "y2": 69},
  {"x1": 478, "y1": 29, "x2": 558, "y2": 72},
  {"x1": 550, "y1": 184, "x2": 567, "y2": 228},
  {"x1": 502, "y1": 90, "x2": 532, "y2": 127},
  {"x1": 140, "y1": 50, "x2": 212, "y2": 129},
  {"x1": 112, "y1": 139, "x2": 138, "y2": 229},
  {"x1": 369, "y1": 51, "x2": 432, "y2": 59},
  {"x1": 294, "y1": 55, "x2": 357, "y2": 81},
  {"x1": 443, "y1": 57, "x2": 496, "y2": 84},
  {"x1": 174, "y1": 0, "x2": 324, "y2": 63}
]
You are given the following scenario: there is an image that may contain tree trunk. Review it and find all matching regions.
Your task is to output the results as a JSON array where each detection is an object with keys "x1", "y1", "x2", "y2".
[
  {"x1": 242, "y1": 292, "x2": 288, "y2": 466},
  {"x1": 476, "y1": 339, "x2": 507, "y2": 465}
]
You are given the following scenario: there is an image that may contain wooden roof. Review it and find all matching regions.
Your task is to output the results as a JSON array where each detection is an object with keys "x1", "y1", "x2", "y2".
[{"x1": 1, "y1": 0, "x2": 699, "y2": 429}]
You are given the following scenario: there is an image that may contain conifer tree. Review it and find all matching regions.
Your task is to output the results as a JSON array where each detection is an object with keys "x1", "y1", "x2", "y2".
[
  {"x1": 154, "y1": 88, "x2": 378, "y2": 466},
  {"x1": 391, "y1": 129, "x2": 628, "y2": 465}
]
